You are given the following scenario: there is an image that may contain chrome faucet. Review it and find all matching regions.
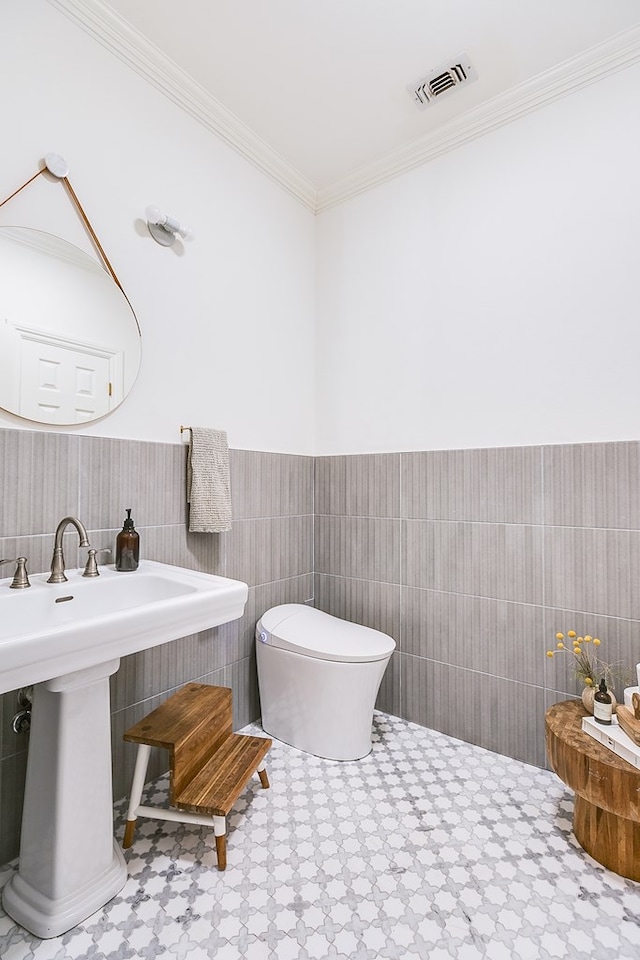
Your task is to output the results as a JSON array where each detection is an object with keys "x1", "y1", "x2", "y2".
[{"x1": 47, "y1": 517, "x2": 91, "y2": 584}]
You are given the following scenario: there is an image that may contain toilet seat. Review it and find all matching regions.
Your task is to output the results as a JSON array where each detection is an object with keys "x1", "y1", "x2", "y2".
[{"x1": 256, "y1": 604, "x2": 395, "y2": 663}]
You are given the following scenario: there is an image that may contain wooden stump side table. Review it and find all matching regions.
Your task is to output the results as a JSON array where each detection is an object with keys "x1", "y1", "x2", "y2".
[{"x1": 545, "y1": 699, "x2": 640, "y2": 881}]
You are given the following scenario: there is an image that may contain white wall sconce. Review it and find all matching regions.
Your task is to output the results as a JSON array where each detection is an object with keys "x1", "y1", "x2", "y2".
[{"x1": 145, "y1": 205, "x2": 194, "y2": 247}]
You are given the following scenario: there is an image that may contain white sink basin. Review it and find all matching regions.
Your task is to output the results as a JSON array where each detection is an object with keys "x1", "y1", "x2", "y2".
[
  {"x1": 0, "y1": 560, "x2": 248, "y2": 695},
  {"x1": 1, "y1": 558, "x2": 248, "y2": 938}
]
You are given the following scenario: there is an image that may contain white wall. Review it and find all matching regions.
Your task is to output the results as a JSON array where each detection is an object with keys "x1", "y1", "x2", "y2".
[
  {"x1": 315, "y1": 63, "x2": 640, "y2": 455},
  {"x1": 0, "y1": 0, "x2": 316, "y2": 454},
  {"x1": 4, "y1": 4, "x2": 640, "y2": 459}
]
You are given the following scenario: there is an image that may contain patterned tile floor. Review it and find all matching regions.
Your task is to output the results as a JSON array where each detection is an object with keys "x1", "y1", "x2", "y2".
[{"x1": 1, "y1": 712, "x2": 640, "y2": 960}]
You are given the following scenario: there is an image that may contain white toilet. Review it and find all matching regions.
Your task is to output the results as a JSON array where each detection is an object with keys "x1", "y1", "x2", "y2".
[{"x1": 255, "y1": 604, "x2": 396, "y2": 761}]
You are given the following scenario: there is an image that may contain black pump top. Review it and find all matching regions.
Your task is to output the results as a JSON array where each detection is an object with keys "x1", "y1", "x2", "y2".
[
  {"x1": 598, "y1": 678, "x2": 607, "y2": 693},
  {"x1": 123, "y1": 508, "x2": 135, "y2": 530}
]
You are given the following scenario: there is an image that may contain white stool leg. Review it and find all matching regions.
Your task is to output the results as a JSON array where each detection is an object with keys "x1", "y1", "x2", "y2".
[
  {"x1": 213, "y1": 815, "x2": 227, "y2": 870},
  {"x1": 123, "y1": 744, "x2": 151, "y2": 848}
]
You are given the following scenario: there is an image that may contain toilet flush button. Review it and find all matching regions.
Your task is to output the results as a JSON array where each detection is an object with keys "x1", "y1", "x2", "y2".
[{"x1": 259, "y1": 631, "x2": 268, "y2": 643}]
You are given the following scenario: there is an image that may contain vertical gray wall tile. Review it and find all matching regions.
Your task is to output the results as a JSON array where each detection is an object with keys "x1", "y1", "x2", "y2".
[
  {"x1": 231, "y1": 451, "x2": 313, "y2": 519},
  {"x1": 402, "y1": 446, "x2": 543, "y2": 524},
  {"x1": 403, "y1": 588, "x2": 544, "y2": 685},
  {"x1": 400, "y1": 655, "x2": 546, "y2": 767},
  {"x1": 79, "y1": 436, "x2": 186, "y2": 528},
  {"x1": 545, "y1": 526, "x2": 640, "y2": 619},
  {"x1": 403, "y1": 520, "x2": 544, "y2": 604},
  {"x1": 544, "y1": 441, "x2": 640, "y2": 528},
  {"x1": 141, "y1": 523, "x2": 226, "y2": 577},
  {"x1": 226, "y1": 516, "x2": 313, "y2": 586},
  {"x1": 315, "y1": 454, "x2": 401, "y2": 517},
  {"x1": 315, "y1": 516, "x2": 401, "y2": 583},
  {"x1": 0, "y1": 429, "x2": 81, "y2": 536}
]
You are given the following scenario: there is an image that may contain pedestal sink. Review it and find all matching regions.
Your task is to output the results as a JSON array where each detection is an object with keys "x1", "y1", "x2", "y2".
[{"x1": 0, "y1": 560, "x2": 248, "y2": 938}]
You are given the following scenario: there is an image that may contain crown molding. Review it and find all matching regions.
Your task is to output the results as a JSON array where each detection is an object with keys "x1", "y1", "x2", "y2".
[
  {"x1": 316, "y1": 24, "x2": 640, "y2": 212},
  {"x1": 48, "y1": 2, "x2": 640, "y2": 216},
  {"x1": 47, "y1": 0, "x2": 318, "y2": 212}
]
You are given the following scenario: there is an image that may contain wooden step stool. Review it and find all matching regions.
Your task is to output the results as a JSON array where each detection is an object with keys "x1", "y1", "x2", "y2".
[{"x1": 122, "y1": 683, "x2": 272, "y2": 870}]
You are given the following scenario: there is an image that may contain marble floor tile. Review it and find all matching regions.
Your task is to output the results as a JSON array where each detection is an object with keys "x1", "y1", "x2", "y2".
[{"x1": 1, "y1": 712, "x2": 639, "y2": 959}]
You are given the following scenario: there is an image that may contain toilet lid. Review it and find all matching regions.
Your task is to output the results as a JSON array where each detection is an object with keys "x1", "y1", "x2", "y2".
[{"x1": 256, "y1": 604, "x2": 396, "y2": 663}]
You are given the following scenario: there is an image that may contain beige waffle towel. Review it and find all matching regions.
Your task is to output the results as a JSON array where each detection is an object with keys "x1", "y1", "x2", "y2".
[{"x1": 186, "y1": 427, "x2": 232, "y2": 533}]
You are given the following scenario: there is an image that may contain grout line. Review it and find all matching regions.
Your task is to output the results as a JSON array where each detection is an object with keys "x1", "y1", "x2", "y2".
[
  {"x1": 316, "y1": 512, "x2": 640, "y2": 533},
  {"x1": 313, "y1": 572, "x2": 640, "y2": 623},
  {"x1": 398, "y1": 650, "x2": 547, "y2": 689}
]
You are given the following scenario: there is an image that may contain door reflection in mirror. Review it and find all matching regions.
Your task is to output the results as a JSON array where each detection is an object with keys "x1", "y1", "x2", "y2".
[{"x1": 0, "y1": 227, "x2": 140, "y2": 425}]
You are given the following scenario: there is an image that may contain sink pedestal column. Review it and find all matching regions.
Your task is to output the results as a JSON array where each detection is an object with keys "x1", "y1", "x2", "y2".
[{"x1": 2, "y1": 659, "x2": 128, "y2": 938}]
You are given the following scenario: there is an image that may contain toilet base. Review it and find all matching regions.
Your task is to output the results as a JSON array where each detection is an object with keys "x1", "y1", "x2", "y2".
[{"x1": 256, "y1": 642, "x2": 389, "y2": 761}]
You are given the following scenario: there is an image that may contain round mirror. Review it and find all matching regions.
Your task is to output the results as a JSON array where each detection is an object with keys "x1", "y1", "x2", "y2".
[{"x1": 0, "y1": 226, "x2": 141, "y2": 425}]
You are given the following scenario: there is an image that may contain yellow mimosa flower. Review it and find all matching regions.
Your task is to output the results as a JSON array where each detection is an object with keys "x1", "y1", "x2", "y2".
[
  {"x1": 546, "y1": 651, "x2": 554, "y2": 658},
  {"x1": 567, "y1": 631, "x2": 577, "y2": 638},
  {"x1": 556, "y1": 642, "x2": 564, "y2": 649},
  {"x1": 556, "y1": 633, "x2": 564, "y2": 640},
  {"x1": 593, "y1": 638, "x2": 600, "y2": 646},
  {"x1": 584, "y1": 677, "x2": 594, "y2": 686}
]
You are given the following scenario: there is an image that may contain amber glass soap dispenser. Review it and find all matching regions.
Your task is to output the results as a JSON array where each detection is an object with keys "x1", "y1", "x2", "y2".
[{"x1": 115, "y1": 508, "x2": 139, "y2": 572}]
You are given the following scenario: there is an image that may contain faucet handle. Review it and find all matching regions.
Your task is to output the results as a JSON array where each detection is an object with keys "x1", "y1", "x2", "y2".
[
  {"x1": 82, "y1": 549, "x2": 99, "y2": 578},
  {"x1": 82, "y1": 547, "x2": 112, "y2": 578},
  {"x1": 0, "y1": 557, "x2": 31, "y2": 589}
]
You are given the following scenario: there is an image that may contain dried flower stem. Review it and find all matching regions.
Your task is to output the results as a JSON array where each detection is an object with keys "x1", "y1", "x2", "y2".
[{"x1": 546, "y1": 630, "x2": 630, "y2": 694}]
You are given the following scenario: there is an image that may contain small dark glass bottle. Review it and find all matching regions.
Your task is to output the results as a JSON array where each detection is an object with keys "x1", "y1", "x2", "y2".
[
  {"x1": 115, "y1": 508, "x2": 139, "y2": 572},
  {"x1": 593, "y1": 678, "x2": 613, "y2": 725}
]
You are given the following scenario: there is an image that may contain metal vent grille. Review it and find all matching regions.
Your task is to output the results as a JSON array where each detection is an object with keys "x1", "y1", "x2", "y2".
[{"x1": 410, "y1": 54, "x2": 478, "y2": 109}]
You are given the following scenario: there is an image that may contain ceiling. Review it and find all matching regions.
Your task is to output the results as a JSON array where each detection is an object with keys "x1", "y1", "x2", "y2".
[{"x1": 54, "y1": 1, "x2": 640, "y2": 210}]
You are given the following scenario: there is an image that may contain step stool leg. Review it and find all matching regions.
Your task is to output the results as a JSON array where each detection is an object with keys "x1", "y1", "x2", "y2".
[
  {"x1": 123, "y1": 744, "x2": 151, "y2": 849},
  {"x1": 213, "y1": 815, "x2": 227, "y2": 871},
  {"x1": 257, "y1": 759, "x2": 270, "y2": 789}
]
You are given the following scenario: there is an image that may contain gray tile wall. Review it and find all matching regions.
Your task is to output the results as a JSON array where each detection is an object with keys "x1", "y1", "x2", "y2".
[
  {"x1": 315, "y1": 442, "x2": 640, "y2": 771},
  {"x1": 0, "y1": 429, "x2": 313, "y2": 864}
]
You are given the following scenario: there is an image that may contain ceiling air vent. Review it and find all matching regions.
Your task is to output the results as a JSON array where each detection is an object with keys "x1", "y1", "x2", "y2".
[{"x1": 409, "y1": 53, "x2": 478, "y2": 109}]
